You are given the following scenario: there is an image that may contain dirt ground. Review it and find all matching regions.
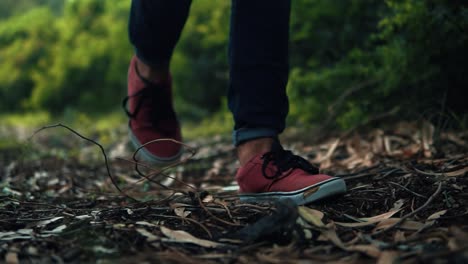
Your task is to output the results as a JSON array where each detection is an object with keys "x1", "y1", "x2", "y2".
[{"x1": 1, "y1": 121, "x2": 467, "y2": 263}]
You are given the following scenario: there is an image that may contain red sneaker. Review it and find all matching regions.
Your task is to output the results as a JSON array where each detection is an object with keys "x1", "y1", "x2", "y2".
[
  {"x1": 236, "y1": 141, "x2": 346, "y2": 205},
  {"x1": 123, "y1": 56, "x2": 182, "y2": 164}
]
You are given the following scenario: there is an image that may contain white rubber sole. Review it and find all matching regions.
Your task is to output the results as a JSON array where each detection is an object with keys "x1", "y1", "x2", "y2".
[
  {"x1": 239, "y1": 177, "x2": 347, "y2": 205},
  {"x1": 128, "y1": 128, "x2": 183, "y2": 165}
]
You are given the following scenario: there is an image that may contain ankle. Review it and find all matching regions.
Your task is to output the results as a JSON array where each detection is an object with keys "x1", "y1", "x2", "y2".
[
  {"x1": 236, "y1": 137, "x2": 274, "y2": 166},
  {"x1": 135, "y1": 57, "x2": 170, "y2": 83}
]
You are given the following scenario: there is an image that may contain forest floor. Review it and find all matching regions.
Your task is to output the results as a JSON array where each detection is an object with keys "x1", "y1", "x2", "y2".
[{"x1": 0, "y1": 121, "x2": 467, "y2": 263}]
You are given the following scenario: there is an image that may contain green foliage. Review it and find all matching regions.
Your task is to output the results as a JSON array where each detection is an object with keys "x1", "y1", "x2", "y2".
[
  {"x1": 287, "y1": 0, "x2": 468, "y2": 129},
  {"x1": 0, "y1": 0, "x2": 131, "y2": 114},
  {"x1": 182, "y1": 99, "x2": 233, "y2": 139},
  {"x1": 172, "y1": 0, "x2": 231, "y2": 120},
  {"x1": 0, "y1": 0, "x2": 466, "y2": 130},
  {"x1": 29, "y1": 0, "x2": 132, "y2": 113},
  {"x1": 0, "y1": 111, "x2": 51, "y2": 128},
  {"x1": 0, "y1": 0, "x2": 62, "y2": 19},
  {"x1": 0, "y1": 8, "x2": 57, "y2": 111}
]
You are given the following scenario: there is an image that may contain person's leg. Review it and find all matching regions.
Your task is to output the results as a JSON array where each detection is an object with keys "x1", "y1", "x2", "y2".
[
  {"x1": 125, "y1": 0, "x2": 191, "y2": 164},
  {"x1": 228, "y1": 0, "x2": 290, "y2": 163},
  {"x1": 229, "y1": 0, "x2": 346, "y2": 205},
  {"x1": 129, "y1": 0, "x2": 192, "y2": 73}
]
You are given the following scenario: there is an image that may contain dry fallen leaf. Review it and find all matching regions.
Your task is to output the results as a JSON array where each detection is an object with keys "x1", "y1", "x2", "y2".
[
  {"x1": 444, "y1": 167, "x2": 468, "y2": 177},
  {"x1": 75, "y1": 215, "x2": 92, "y2": 220},
  {"x1": 335, "y1": 221, "x2": 378, "y2": 228},
  {"x1": 427, "y1": 210, "x2": 447, "y2": 222},
  {"x1": 92, "y1": 246, "x2": 117, "y2": 254},
  {"x1": 414, "y1": 167, "x2": 468, "y2": 177},
  {"x1": 112, "y1": 224, "x2": 126, "y2": 229},
  {"x1": 393, "y1": 230, "x2": 406, "y2": 242},
  {"x1": 377, "y1": 250, "x2": 399, "y2": 264},
  {"x1": 36, "y1": 217, "x2": 64, "y2": 227},
  {"x1": 335, "y1": 209, "x2": 401, "y2": 228},
  {"x1": 374, "y1": 218, "x2": 424, "y2": 231},
  {"x1": 174, "y1": 207, "x2": 191, "y2": 218},
  {"x1": 449, "y1": 226, "x2": 468, "y2": 250},
  {"x1": 136, "y1": 228, "x2": 159, "y2": 242},
  {"x1": 298, "y1": 207, "x2": 325, "y2": 228},
  {"x1": 371, "y1": 129, "x2": 385, "y2": 153},
  {"x1": 160, "y1": 226, "x2": 222, "y2": 248},
  {"x1": 347, "y1": 244, "x2": 381, "y2": 258},
  {"x1": 320, "y1": 139, "x2": 340, "y2": 162},
  {"x1": 5, "y1": 251, "x2": 19, "y2": 264},
  {"x1": 361, "y1": 209, "x2": 402, "y2": 222},
  {"x1": 317, "y1": 223, "x2": 346, "y2": 250},
  {"x1": 136, "y1": 221, "x2": 159, "y2": 227},
  {"x1": 392, "y1": 199, "x2": 405, "y2": 210},
  {"x1": 0, "y1": 229, "x2": 33, "y2": 241},
  {"x1": 42, "y1": 225, "x2": 67, "y2": 234},
  {"x1": 202, "y1": 194, "x2": 214, "y2": 203},
  {"x1": 421, "y1": 121, "x2": 435, "y2": 158}
]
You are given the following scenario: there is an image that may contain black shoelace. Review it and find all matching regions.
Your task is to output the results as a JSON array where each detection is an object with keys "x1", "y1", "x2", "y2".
[
  {"x1": 261, "y1": 141, "x2": 319, "y2": 180},
  {"x1": 122, "y1": 65, "x2": 175, "y2": 124}
]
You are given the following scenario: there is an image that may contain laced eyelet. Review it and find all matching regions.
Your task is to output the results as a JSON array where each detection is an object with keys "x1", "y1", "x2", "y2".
[
  {"x1": 261, "y1": 142, "x2": 319, "y2": 180},
  {"x1": 122, "y1": 85, "x2": 175, "y2": 125}
]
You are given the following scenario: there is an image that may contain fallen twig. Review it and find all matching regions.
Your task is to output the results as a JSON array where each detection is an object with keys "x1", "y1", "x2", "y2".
[
  {"x1": 30, "y1": 123, "x2": 136, "y2": 201},
  {"x1": 116, "y1": 157, "x2": 196, "y2": 193},
  {"x1": 197, "y1": 195, "x2": 241, "y2": 227},
  {"x1": 388, "y1": 181, "x2": 427, "y2": 199},
  {"x1": 132, "y1": 138, "x2": 196, "y2": 178},
  {"x1": 152, "y1": 213, "x2": 213, "y2": 239},
  {"x1": 372, "y1": 181, "x2": 443, "y2": 236}
]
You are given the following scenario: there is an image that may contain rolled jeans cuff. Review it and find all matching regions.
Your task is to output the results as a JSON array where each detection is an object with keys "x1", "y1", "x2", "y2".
[{"x1": 232, "y1": 128, "x2": 278, "y2": 146}]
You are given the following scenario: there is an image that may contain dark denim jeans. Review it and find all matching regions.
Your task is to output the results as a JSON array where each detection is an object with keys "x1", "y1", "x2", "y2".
[{"x1": 129, "y1": 0, "x2": 291, "y2": 146}]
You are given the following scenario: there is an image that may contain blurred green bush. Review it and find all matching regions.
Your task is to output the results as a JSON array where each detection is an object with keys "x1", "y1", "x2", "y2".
[
  {"x1": 288, "y1": 0, "x2": 468, "y2": 129},
  {"x1": 0, "y1": 0, "x2": 466, "y2": 129}
]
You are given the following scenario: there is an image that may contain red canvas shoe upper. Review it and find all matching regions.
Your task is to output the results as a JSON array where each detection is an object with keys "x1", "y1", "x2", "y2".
[
  {"x1": 123, "y1": 56, "x2": 182, "y2": 159},
  {"x1": 236, "y1": 141, "x2": 334, "y2": 193}
]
